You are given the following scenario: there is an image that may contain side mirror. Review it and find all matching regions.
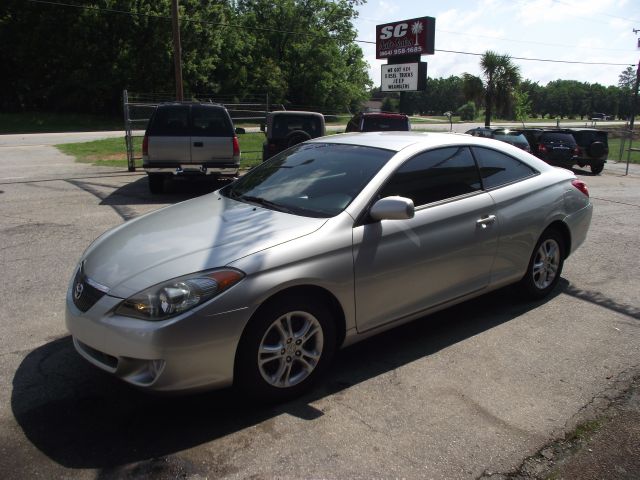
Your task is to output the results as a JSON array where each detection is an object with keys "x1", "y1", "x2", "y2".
[
  {"x1": 235, "y1": 127, "x2": 246, "y2": 135},
  {"x1": 370, "y1": 196, "x2": 415, "y2": 221}
]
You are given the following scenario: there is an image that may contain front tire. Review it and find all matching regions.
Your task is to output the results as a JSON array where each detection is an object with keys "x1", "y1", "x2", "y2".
[
  {"x1": 235, "y1": 296, "x2": 336, "y2": 402},
  {"x1": 519, "y1": 228, "x2": 565, "y2": 299}
]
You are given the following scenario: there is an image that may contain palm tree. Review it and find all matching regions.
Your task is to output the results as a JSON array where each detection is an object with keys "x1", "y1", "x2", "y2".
[
  {"x1": 411, "y1": 21, "x2": 423, "y2": 45},
  {"x1": 480, "y1": 51, "x2": 521, "y2": 127}
]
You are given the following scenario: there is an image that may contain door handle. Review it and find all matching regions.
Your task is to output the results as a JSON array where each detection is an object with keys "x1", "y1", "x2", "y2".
[
  {"x1": 193, "y1": 142, "x2": 203, "y2": 147},
  {"x1": 476, "y1": 215, "x2": 496, "y2": 229}
]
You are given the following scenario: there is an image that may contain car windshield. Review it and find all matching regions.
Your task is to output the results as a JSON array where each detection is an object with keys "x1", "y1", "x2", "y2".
[
  {"x1": 222, "y1": 143, "x2": 394, "y2": 217},
  {"x1": 493, "y1": 132, "x2": 529, "y2": 147}
]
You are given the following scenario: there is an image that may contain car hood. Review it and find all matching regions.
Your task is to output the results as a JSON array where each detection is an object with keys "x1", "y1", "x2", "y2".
[{"x1": 81, "y1": 192, "x2": 327, "y2": 298}]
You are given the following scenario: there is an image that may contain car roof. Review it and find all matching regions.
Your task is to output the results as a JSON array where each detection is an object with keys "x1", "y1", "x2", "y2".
[
  {"x1": 308, "y1": 131, "x2": 492, "y2": 152},
  {"x1": 360, "y1": 112, "x2": 408, "y2": 118},
  {"x1": 157, "y1": 102, "x2": 225, "y2": 107},
  {"x1": 269, "y1": 111, "x2": 324, "y2": 117}
]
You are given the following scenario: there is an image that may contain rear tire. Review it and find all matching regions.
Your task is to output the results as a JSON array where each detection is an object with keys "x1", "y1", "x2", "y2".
[
  {"x1": 590, "y1": 162, "x2": 604, "y2": 175},
  {"x1": 148, "y1": 174, "x2": 165, "y2": 194},
  {"x1": 286, "y1": 130, "x2": 312, "y2": 148},
  {"x1": 235, "y1": 295, "x2": 336, "y2": 402},
  {"x1": 588, "y1": 141, "x2": 606, "y2": 158},
  {"x1": 519, "y1": 228, "x2": 565, "y2": 299}
]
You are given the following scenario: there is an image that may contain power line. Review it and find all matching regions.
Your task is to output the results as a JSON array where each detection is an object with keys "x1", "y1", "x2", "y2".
[
  {"x1": 436, "y1": 49, "x2": 634, "y2": 66},
  {"x1": 24, "y1": 0, "x2": 636, "y2": 67}
]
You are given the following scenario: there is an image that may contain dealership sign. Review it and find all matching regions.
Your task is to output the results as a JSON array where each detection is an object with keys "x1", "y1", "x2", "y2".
[
  {"x1": 376, "y1": 17, "x2": 435, "y2": 59},
  {"x1": 381, "y1": 63, "x2": 427, "y2": 92}
]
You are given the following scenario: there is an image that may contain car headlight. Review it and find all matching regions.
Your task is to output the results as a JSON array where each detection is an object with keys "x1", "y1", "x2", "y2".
[{"x1": 115, "y1": 268, "x2": 244, "y2": 321}]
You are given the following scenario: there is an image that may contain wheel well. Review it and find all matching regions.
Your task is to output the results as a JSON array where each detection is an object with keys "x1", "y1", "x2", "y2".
[
  {"x1": 249, "y1": 285, "x2": 347, "y2": 347},
  {"x1": 545, "y1": 221, "x2": 571, "y2": 259}
]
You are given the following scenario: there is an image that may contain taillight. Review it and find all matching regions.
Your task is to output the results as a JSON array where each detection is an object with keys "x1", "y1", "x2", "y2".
[
  {"x1": 142, "y1": 134, "x2": 149, "y2": 156},
  {"x1": 538, "y1": 144, "x2": 547, "y2": 153},
  {"x1": 574, "y1": 146, "x2": 581, "y2": 156},
  {"x1": 571, "y1": 179, "x2": 589, "y2": 197},
  {"x1": 232, "y1": 136, "x2": 240, "y2": 157}
]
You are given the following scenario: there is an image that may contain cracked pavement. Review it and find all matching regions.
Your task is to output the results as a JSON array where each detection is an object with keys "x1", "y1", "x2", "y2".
[{"x1": 0, "y1": 135, "x2": 638, "y2": 479}]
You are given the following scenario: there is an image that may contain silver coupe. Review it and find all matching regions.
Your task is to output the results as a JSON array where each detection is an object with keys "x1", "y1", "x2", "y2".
[{"x1": 66, "y1": 132, "x2": 592, "y2": 400}]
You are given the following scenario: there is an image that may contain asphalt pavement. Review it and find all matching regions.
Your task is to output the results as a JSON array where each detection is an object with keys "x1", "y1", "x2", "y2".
[{"x1": 0, "y1": 133, "x2": 638, "y2": 479}]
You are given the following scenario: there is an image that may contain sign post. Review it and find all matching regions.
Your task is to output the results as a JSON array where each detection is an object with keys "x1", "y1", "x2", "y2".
[{"x1": 376, "y1": 16, "x2": 436, "y2": 113}]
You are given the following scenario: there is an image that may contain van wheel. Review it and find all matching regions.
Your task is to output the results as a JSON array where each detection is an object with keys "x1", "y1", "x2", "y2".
[
  {"x1": 235, "y1": 295, "x2": 336, "y2": 402},
  {"x1": 148, "y1": 174, "x2": 165, "y2": 194},
  {"x1": 519, "y1": 228, "x2": 565, "y2": 299}
]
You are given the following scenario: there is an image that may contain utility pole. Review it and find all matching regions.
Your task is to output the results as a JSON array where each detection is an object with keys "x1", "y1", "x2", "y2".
[{"x1": 171, "y1": 0, "x2": 184, "y2": 101}]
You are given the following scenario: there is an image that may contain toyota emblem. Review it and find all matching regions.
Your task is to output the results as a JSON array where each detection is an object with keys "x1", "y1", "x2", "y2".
[{"x1": 74, "y1": 282, "x2": 84, "y2": 300}]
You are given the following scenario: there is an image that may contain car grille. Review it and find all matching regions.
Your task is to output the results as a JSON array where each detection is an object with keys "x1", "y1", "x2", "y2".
[
  {"x1": 76, "y1": 339, "x2": 118, "y2": 369},
  {"x1": 72, "y1": 266, "x2": 107, "y2": 312}
]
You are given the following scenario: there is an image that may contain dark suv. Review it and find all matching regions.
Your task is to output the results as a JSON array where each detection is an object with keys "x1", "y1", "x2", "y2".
[
  {"x1": 465, "y1": 127, "x2": 531, "y2": 152},
  {"x1": 143, "y1": 103, "x2": 241, "y2": 193},
  {"x1": 522, "y1": 129, "x2": 579, "y2": 170},
  {"x1": 568, "y1": 129, "x2": 608, "y2": 175},
  {"x1": 262, "y1": 111, "x2": 325, "y2": 161},
  {"x1": 345, "y1": 112, "x2": 410, "y2": 132}
]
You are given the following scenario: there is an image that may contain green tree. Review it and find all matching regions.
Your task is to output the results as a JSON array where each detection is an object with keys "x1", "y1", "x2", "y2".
[
  {"x1": 462, "y1": 74, "x2": 484, "y2": 110},
  {"x1": 513, "y1": 88, "x2": 531, "y2": 125},
  {"x1": 479, "y1": 51, "x2": 521, "y2": 126}
]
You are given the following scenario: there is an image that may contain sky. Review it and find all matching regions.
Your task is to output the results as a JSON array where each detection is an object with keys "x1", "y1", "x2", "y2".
[{"x1": 353, "y1": 0, "x2": 640, "y2": 88}]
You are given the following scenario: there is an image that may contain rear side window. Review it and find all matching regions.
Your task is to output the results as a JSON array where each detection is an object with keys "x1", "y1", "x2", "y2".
[
  {"x1": 380, "y1": 147, "x2": 481, "y2": 206},
  {"x1": 472, "y1": 147, "x2": 537, "y2": 189},
  {"x1": 147, "y1": 105, "x2": 190, "y2": 136},
  {"x1": 345, "y1": 115, "x2": 361, "y2": 132},
  {"x1": 362, "y1": 116, "x2": 408, "y2": 132},
  {"x1": 191, "y1": 106, "x2": 233, "y2": 136}
]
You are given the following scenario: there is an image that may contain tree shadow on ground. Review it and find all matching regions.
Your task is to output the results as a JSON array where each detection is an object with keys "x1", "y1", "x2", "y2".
[{"x1": 67, "y1": 176, "x2": 233, "y2": 220}]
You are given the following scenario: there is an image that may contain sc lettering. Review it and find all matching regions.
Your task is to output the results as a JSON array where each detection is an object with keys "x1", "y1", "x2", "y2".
[{"x1": 379, "y1": 23, "x2": 408, "y2": 40}]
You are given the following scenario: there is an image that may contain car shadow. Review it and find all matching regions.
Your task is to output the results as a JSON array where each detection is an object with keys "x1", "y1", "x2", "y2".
[
  {"x1": 12, "y1": 281, "x2": 567, "y2": 471},
  {"x1": 571, "y1": 166, "x2": 597, "y2": 176}
]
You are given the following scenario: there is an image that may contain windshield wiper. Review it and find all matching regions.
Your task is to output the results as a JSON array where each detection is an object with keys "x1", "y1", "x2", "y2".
[{"x1": 239, "y1": 195, "x2": 292, "y2": 213}]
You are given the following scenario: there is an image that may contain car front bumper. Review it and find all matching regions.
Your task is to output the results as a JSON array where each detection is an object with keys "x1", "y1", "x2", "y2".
[{"x1": 65, "y1": 287, "x2": 251, "y2": 393}]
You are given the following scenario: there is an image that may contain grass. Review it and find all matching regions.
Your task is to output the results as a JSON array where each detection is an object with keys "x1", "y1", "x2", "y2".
[
  {"x1": 607, "y1": 138, "x2": 640, "y2": 164},
  {"x1": 56, "y1": 132, "x2": 268, "y2": 170},
  {"x1": 0, "y1": 112, "x2": 122, "y2": 134},
  {"x1": 57, "y1": 137, "x2": 140, "y2": 168}
]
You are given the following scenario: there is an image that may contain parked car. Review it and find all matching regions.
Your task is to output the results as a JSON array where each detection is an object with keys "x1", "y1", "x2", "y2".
[
  {"x1": 591, "y1": 112, "x2": 611, "y2": 121},
  {"x1": 523, "y1": 129, "x2": 580, "y2": 170},
  {"x1": 465, "y1": 127, "x2": 531, "y2": 152},
  {"x1": 66, "y1": 132, "x2": 592, "y2": 401},
  {"x1": 262, "y1": 111, "x2": 325, "y2": 161},
  {"x1": 345, "y1": 112, "x2": 410, "y2": 132},
  {"x1": 142, "y1": 102, "x2": 242, "y2": 194},
  {"x1": 567, "y1": 128, "x2": 608, "y2": 175}
]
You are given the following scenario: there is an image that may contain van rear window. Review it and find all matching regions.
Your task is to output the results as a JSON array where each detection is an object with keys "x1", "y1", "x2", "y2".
[{"x1": 147, "y1": 105, "x2": 190, "y2": 136}]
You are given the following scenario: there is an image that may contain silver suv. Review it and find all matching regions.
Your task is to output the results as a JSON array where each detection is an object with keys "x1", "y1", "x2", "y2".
[{"x1": 143, "y1": 103, "x2": 241, "y2": 193}]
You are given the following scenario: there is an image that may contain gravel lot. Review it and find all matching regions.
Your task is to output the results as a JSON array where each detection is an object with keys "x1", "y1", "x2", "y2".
[{"x1": 0, "y1": 136, "x2": 638, "y2": 479}]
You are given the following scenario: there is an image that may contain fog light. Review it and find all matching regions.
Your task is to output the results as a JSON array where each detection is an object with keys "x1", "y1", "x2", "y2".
[{"x1": 149, "y1": 359, "x2": 165, "y2": 380}]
